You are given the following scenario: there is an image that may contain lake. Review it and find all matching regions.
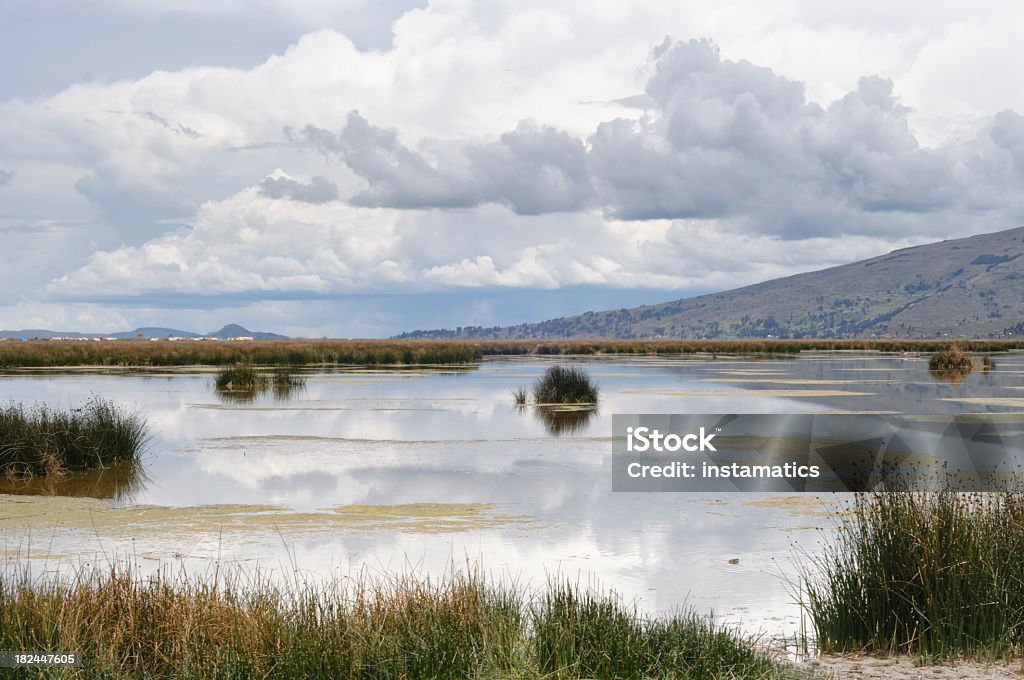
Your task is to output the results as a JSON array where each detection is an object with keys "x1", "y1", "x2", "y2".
[{"x1": 2, "y1": 351, "x2": 1023, "y2": 643}]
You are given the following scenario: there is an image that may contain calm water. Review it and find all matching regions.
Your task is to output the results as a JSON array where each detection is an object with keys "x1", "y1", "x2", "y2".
[{"x1": 2, "y1": 352, "x2": 1023, "y2": 638}]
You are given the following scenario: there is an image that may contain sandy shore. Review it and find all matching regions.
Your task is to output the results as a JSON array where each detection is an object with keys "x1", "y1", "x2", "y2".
[{"x1": 802, "y1": 655, "x2": 1022, "y2": 678}]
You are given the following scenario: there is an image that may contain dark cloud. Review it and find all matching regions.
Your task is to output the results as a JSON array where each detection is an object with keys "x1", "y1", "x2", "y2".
[
  {"x1": 286, "y1": 38, "x2": 1024, "y2": 239},
  {"x1": 0, "y1": 169, "x2": 12, "y2": 186},
  {"x1": 291, "y1": 112, "x2": 594, "y2": 214},
  {"x1": 258, "y1": 175, "x2": 339, "y2": 204}
]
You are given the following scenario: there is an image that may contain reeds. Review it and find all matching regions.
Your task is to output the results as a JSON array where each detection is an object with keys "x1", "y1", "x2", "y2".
[
  {"x1": 532, "y1": 365, "x2": 599, "y2": 405},
  {"x1": 3, "y1": 338, "x2": 1024, "y2": 368},
  {"x1": 804, "y1": 488, "x2": 1024, "y2": 659},
  {"x1": 0, "y1": 398, "x2": 147, "y2": 477},
  {"x1": 214, "y1": 365, "x2": 306, "y2": 402},
  {"x1": 928, "y1": 345, "x2": 978, "y2": 384},
  {"x1": 0, "y1": 563, "x2": 805, "y2": 679}
]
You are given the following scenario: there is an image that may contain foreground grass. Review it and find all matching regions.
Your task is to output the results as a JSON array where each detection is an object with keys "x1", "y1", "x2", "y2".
[
  {"x1": 0, "y1": 398, "x2": 146, "y2": 477},
  {"x1": 804, "y1": 489, "x2": 1024, "y2": 659},
  {"x1": 2, "y1": 338, "x2": 1024, "y2": 367},
  {"x1": 0, "y1": 565, "x2": 806, "y2": 679}
]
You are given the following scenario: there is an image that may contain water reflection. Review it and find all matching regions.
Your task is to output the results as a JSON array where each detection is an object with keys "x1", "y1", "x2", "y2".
[
  {"x1": 929, "y1": 364, "x2": 975, "y2": 385},
  {"x1": 533, "y1": 405, "x2": 598, "y2": 436},
  {"x1": 2, "y1": 352, "x2": 1024, "y2": 638},
  {"x1": 0, "y1": 460, "x2": 147, "y2": 501}
]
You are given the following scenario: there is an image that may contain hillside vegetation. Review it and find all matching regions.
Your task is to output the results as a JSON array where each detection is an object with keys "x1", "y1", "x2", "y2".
[{"x1": 400, "y1": 226, "x2": 1024, "y2": 339}]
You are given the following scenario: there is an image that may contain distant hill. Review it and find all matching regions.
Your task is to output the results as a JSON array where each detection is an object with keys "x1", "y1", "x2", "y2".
[
  {"x1": 398, "y1": 226, "x2": 1024, "y2": 340},
  {"x1": 0, "y1": 323, "x2": 288, "y2": 340}
]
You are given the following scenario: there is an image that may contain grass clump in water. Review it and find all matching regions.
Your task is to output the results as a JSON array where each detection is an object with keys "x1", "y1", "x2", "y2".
[
  {"x1": 0, "y1": 398, "x2": 146, "y2": 477},
  {"x1": 928, "y1": 345, "x2": 977, "y2": 384},
  {"x1": 804, "y1": 488, "x2": 1024, "y2": 659},
  {"x1": 532, "y1": 365, "x2": 599, "y2": 405},
  {"x1": 0, "y1": 562, "x2": 805, "y2": 680},
  {"x1": 214, "y1": 365, "x2": 306, "y2": 402}
]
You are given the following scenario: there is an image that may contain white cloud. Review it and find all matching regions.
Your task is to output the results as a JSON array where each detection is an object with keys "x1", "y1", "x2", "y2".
[{"x1": 5, "y1": 1, "x2": 1024, "y2": 333}]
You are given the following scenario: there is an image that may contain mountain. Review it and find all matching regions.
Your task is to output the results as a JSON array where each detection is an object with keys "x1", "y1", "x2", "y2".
[
  {"x1": 398, "y1": 226, "x2": 1024, "y2": 340},
  {"x1": 0, "y1": 324, "x2": 287, "y2": 340},
  {"x1": 206, "y1": 324, "x2": 288, "y2": 340}
]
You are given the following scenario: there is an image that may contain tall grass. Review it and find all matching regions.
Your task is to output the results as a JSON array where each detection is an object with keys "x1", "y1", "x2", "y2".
[
  {"x1": 532, "y1": 365, "x2": 599, "y2": 405},
  {"x1": 804, "y1": 489, "x2": 1024, "y2": 659},
  {"x1": 0, "y1": 398, "x2": 147, "y2": 477},
  {"x1": 0, "y1": 563, "x2": 807, "y2": 679},
  {"x1": 3, "y1": 338, "x2": 1024, "y2": 368}
]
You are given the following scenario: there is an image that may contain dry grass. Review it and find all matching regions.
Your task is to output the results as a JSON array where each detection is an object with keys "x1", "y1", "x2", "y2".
[
  {"x1": 0, "y1": 562, "x2": 808, "y2": 679},
  {"x1": 3, "y1": 338, "x2": 1022, "y2": 368}
]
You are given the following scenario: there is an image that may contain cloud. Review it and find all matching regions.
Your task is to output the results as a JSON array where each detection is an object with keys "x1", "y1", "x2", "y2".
[
  {"x1": 48, "y1": 172, "x2": 912, "y2": 303},
  {"x1": 257, "y1": 173, "x2": 339, "y2": 203},
  {"x1": 288, "y1": 39, "x2": 1024, "y2": 239},
  {"x1": 293, "y1": 113, "x2": 593, "y2": 214},
  {"x1": 0, "y1": 169, "x2": 12, "y2": 186}
]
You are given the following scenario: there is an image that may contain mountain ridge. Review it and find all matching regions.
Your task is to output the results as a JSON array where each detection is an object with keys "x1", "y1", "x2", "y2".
[
  {"x1": 397, "y1": 226, "x2": 1024, "y2": 340},
  {"x1": 0, "y1": 324, "x2": 288, "y2": 340}
]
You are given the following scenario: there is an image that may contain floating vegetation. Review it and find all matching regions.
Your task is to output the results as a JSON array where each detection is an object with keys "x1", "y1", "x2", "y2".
[
  {"x1": 928, "y1": 346, "x2": 978, "y2": 384},
  {"x1": 804, "y1": 488, "x2": 1024, "y2": 659},
  {"x1": 0, "y1": 398, "x2": 147, "y2": 477},
  {"x1": 532, "y1": 365, "x2": 599, "y2": 405},
  {"x1": 4, "y1": 337, "x2": 1024, "y2": 368},
  {"x1": 214, "y1": 365, "x2": 307, "y2": 403},
  {"x1": 512, "y1": 385, "x2": 528, "y2": 406},
  {"x1": 0, "y1": 563, "x2": 804, "y2": 680}
]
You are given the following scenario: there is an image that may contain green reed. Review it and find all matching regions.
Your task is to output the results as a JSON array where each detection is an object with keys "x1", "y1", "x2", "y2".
[
  {"x1": 0, "y1": 398, "x2": 147, "y2": 477},
  {"x1": 532, "y1": 365, "x2": 599, "y2": 405},
  {"x1": 804, "y1": 489, "x2": 1024, "y2": 659}
]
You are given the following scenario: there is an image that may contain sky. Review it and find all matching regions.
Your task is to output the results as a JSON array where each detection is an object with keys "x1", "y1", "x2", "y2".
[{"x1": 2, "y1": 1, "x2": 1024, "y2": 337}]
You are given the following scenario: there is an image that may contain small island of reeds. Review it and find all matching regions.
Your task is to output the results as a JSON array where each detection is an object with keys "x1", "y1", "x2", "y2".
[
  {"x1": 0, "y1": 398, "x2": 146, "y2": 477},
  {"x1": 532, "y1": 365, "x2": 599, "y2": 405},
  {"x1": 214, "y1": 365, "x2": 307, "y2": 401},
  {"x1": 0, "y1": 564, "x2": 806, "y2": 679}
]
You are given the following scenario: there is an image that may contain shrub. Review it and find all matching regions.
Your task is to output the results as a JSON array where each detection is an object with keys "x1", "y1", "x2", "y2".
[{"x1": 532, "y1": 365, "x2": 599, "y2": 405}]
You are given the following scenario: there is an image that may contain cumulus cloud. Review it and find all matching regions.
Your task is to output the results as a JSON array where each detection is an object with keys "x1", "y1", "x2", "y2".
[
  {"x1": 48, "y1": 172, "x2": 911, "y2": 302},
  {"x1": 292, "y1": 113, "x2": 593, "y2": 214},
  {"x1": 257, "y1": 173, "x2": 339, "y2": 203},
  {"x1": 7, "y1": 3, "x2": 1024, "y2": 335},
  {"x1": 272, "y1": 38, "x2": 1024, "y2": 240}
]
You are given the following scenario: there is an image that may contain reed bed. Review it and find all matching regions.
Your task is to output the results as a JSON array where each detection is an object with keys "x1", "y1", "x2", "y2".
[
  {"x1": 213, "y1": 365, "x2": 307, "y2": 402},
  {"x1": 533, "y1": 365, "x2": 599, "y2": 405},
  {"x1": 3, "y1": 338, "x2": 1024, "y2": 368},
  {"x1": 0, "y1": 563, "x2": 806, "y2": 679},
  {"x1": 0, "y1": 398, "x2": 147, "y2": 477},
  {"x1": 804, "y1": 489, "x2": 1024, "y2": 659}
]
